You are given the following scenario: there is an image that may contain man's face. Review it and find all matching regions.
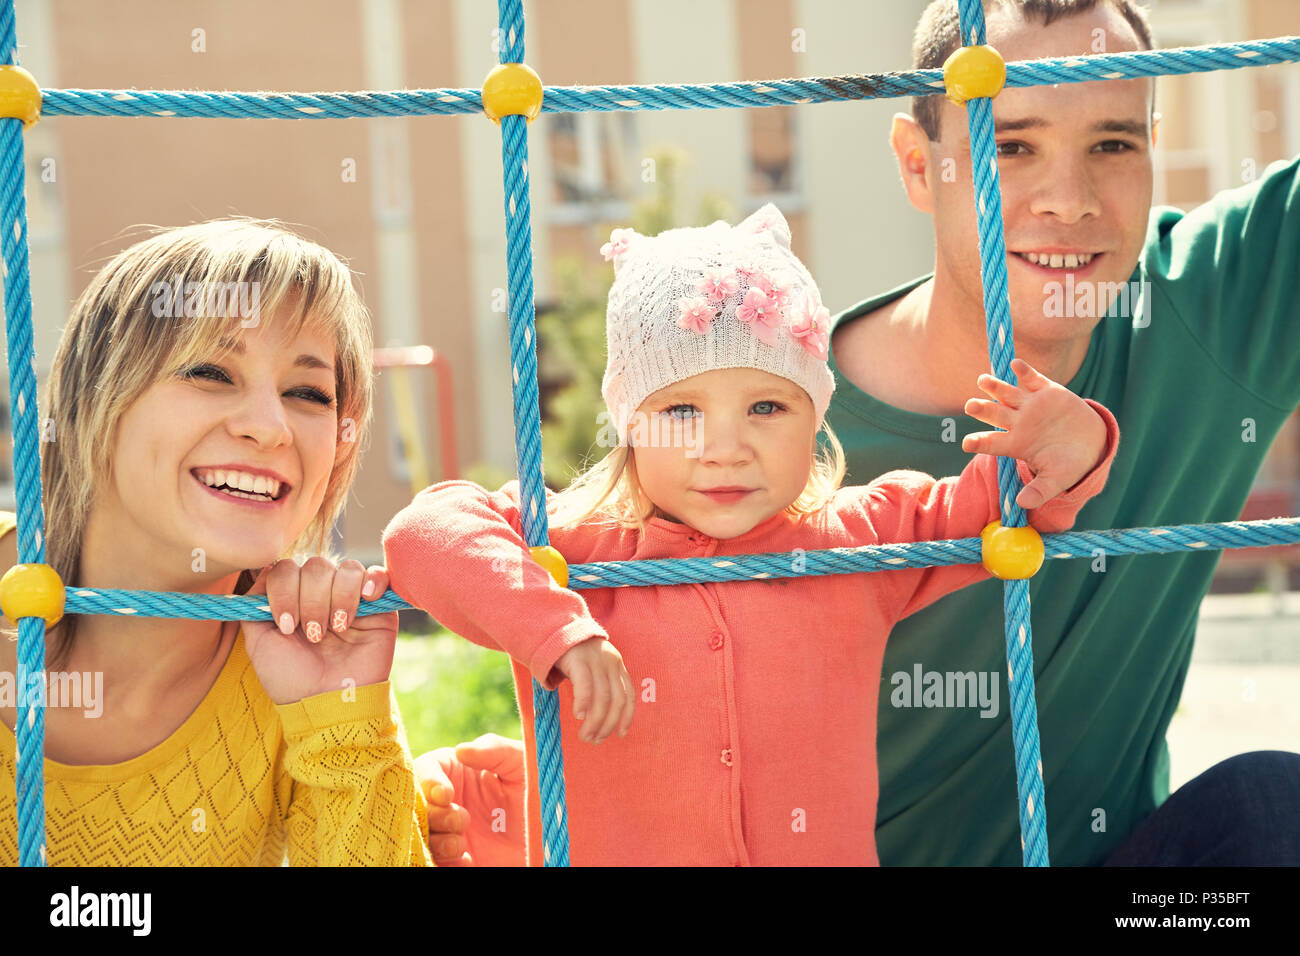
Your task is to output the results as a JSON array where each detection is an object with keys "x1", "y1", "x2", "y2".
[{"x1": 928, "y1": 6, "x2": 1155, "y2": 343}]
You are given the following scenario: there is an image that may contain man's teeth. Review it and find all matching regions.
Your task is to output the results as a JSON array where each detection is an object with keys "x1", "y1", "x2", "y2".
[
  {"x1": 196, "y1": 468, "x2": 283, "y2": 500},
  {"x1": 1020, "y1": 252, "x2": 1095, "y2": 268}
]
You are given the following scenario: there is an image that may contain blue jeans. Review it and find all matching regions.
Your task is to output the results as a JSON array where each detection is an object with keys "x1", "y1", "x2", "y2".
[{"x1": 1104, "y1": 751, "x2": 1300, "y2": 865}]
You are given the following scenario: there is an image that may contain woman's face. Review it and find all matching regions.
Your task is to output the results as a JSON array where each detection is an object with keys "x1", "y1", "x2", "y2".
[
  {"x1": 102, "y1": 316, "x2": 339, "y2": 580},
  {"x1": 631, "y1": 367, "x2": 816, "y2": 540}
]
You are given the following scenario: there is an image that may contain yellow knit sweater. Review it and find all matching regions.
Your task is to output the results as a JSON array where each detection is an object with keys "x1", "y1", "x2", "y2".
[{"x1": 0, "y1": 515, "x2": 433, "y2": 866}]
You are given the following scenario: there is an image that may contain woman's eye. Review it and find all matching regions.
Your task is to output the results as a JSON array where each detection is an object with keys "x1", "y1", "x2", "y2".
[
  {"x1": 183, "y1": 365, "x2": 334, "y2": 407},
  {"x1": 182, "y1": 364, "x2": 230, "y2": 383},
  {"x1": 291, "y1": 387, "x2": 336, "y2": 408}
]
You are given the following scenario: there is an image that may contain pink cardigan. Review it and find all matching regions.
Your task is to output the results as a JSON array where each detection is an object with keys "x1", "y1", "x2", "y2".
[{"x1": 383, "y1": 401, "x2": 1118, "y2": 866}]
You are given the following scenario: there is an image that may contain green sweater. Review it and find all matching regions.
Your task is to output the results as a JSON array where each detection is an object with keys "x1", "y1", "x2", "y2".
[{"x1": 827, "y1": 156, "x2": 1300, "y2": 866}]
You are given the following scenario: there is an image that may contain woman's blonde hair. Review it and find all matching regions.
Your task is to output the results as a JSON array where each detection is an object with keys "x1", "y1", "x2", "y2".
[
  {"x1": 35, "y1": 218, "x2": 373, "y2": 666},
  {"x1": 546, "y1": 418, "x2": 847, "y2": 532}
]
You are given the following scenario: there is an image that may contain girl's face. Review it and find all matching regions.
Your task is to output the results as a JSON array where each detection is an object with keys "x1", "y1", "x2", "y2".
[
  {"x1": 631, "y1": 367, "x2": 816, "y2": 540},
  {"x1": 101, "y1": 316, "x2": 339, "y2": 580}
]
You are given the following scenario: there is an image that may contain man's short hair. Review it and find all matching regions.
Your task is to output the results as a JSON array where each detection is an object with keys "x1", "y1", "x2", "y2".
[{"x1": 911, "y1": 0, "x2": 1156, "y2": 141}]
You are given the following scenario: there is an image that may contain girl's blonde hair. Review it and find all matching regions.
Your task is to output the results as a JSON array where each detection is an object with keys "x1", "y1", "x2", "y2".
[
  {"x1": 35, "y1": 218, "x2": 373, "y2": 666},
  {"x1": 547, "y1": 418, "x2": 847, "y2": 532}
]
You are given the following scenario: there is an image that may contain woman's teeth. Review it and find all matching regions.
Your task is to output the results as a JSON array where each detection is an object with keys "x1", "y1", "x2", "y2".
[
  {"x1": 196, "y1": 468, "x2": 283, "y2": 501},
  {"x1": 1018, "y1": 251, "x2": 1095, "y2": 269}
]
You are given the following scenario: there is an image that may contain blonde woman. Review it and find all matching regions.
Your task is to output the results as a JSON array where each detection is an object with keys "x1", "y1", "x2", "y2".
[{"x1": 0, "y1": 220, "x2": 431, "y2": 865}]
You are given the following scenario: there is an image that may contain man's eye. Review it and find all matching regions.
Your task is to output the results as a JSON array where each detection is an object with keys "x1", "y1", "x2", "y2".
[
  {"x1": 996, "y1": 141, "x2": 1029, "y2": 157},
  {"x1": 1095, "y1": 140, "x2": 1135, "y2": 153}
]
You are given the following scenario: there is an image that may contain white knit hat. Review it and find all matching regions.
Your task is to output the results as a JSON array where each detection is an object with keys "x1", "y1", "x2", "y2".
[{"x1": 599, "y1": 203, "x2": 835, "y2": 445}]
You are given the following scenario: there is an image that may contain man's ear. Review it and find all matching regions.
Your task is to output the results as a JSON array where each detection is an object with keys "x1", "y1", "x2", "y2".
[{"x1": 891, "y1": 112, "x2": 936, "y2": 215}]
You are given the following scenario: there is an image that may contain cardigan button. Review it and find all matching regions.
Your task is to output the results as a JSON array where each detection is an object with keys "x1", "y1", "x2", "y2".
[
  {"x1": 709, "y1": 631, "x2": 725, "y2": 650},
  {"x1": 720, "y1": 749, "x2": 734, "y2": 767}
]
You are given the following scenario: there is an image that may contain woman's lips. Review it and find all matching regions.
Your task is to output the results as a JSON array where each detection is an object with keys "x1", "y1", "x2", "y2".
[{"x1": 193, "y1": 471, "x2": 288, "y2": 510}]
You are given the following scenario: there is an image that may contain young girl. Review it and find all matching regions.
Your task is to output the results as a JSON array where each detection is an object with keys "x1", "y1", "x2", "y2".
[
  {"x1": 0, "y1": 219, "x2": 431, "y2": 866},
  {"x1": 384, "y1": 204, "x2": 1119, "y2": 866}
]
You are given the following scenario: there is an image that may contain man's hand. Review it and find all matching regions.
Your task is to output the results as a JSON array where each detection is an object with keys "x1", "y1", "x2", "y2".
[{"x1": 416, "y1": 734, "x2": 526, "y2": 867}]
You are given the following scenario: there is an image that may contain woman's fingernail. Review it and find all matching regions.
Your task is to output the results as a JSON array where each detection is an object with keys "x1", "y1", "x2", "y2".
[
  {"x1": 362, "y1": 580, "x2": 376, "y2": 599},
  {"x1": 331, "y1": 609, "x2": 348, "y2": 633},
  {"x1": 278, "y1": 612, "x2": 294, "y2": 635},
  {"x1": 305, "y1": 620, "x2": 322, "y2": 643}
]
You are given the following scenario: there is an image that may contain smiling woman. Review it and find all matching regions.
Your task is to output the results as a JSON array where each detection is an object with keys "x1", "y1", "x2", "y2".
[{"x1": 0, "y1": 219, "x2": 435, "y2": 866}]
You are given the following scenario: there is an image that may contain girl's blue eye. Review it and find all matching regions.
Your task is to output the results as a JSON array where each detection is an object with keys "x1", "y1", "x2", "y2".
[
  {"x1": 666, "y1": 404, "x2": 698, "y2": 420},
  {"x1": 182, "y1": 364, "x2": 335, "y2": 407},
  {"x1": 752, "y1": 400, "x2": 785, "y2": 415}
]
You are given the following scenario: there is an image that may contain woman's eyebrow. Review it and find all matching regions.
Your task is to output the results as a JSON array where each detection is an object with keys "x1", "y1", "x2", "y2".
[{"x1": 216, "y1": 338, "x2": 333, "y2": 372}]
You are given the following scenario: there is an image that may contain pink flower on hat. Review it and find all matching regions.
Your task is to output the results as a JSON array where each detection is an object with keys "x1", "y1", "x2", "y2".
[
  {"x1": 735, "y1": 259, "x2": 764, "y2": 280},
  {"x1": 677, "y1": 296, "x2": 715, "y2": 335},
  {"x1": 698, "y1": 268, "x2": 739, "y2": 302},
  {"x1": 736, "y1": 288, "x2": 782, "y2": 346},
  {"x1": 751, "y1": 272, "x2": 792, "y2": 312},
  {"x1": 600, "y1": 227, "x2": 637, "y2": 262},
  {"x1": 790, "y1": 297, "x2": 831, "y2": 360}
]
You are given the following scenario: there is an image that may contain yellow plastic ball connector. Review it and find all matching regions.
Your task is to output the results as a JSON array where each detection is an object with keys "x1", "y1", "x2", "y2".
[
  {"x1": 529, "y1": 544, "x2": 569, "y2": 588},
  {"x1": 0, "y1": 563, "x2": 65, "y2": 627},
  {"x1": 482, "y1": 63, "x2": 544, "y2": 124},
  {"x1": 0, "y1": 65, "x2": 41, "y2": 127},
  {"x1": 943, "y1": 44, "x2": 1006, "y2": 105},
  {"x1": 980, "y1": 521, "x2": 1044, "y2": 580}
]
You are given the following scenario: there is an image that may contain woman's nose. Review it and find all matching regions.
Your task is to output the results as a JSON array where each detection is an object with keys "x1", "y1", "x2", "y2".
[{"x1": 226, "y1": 385, "x2": 292, "y2": 448}]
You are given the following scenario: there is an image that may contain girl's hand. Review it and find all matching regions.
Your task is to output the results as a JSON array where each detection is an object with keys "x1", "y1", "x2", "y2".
[
  {"x1": 554, "y1": 637, "x2": 635, "y2": 744},
  {"x1": 962, "y1": 357, "x2": 1107, "y2": 511},
  {"x1": 241, "y1": 557, "x2": 399, "y2": 705}
]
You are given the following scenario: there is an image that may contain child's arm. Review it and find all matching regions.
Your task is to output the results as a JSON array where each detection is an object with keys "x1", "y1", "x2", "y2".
[
  {"x1": 862, "y1": 358, "x2": 1119, "y2": 621},
  {"x1": 278, "y1": 682, "x2": 434, "y2": 867},
  {"x1": 383, "y1": 480, "x2": 634, "y2": 744}
]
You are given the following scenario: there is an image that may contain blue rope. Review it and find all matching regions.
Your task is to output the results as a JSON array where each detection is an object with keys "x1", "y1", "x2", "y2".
[
  {"x1": 958, "y1": 0, "x2": 1048, "y2": 867},
  {"x1": 0, "y1": 0, "x2": 48, "y2": 868},
  {"x1": 43, "y1": 515, "x2": 1300, "y2": 615},
  {"x1": 494, "y1": 0, "x2": 570, "y2": 869},
  {"x1": 35, "y1": 36, "x2": 1300, "y2": 120}
]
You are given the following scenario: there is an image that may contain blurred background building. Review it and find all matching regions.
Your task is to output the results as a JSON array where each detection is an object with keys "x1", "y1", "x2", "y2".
[{"x1": 2, "y1": 0, "x2": 1297, "y2": 588}]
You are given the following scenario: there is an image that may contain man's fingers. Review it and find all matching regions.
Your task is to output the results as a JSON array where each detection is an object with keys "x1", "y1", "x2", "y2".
[
  {"x1": 455, "y1": 734, "x2": 527, "y2": 784},
  {"x1": 430, "y1": 831, "x2": 472, "y2": 867},
  {"x1": 413, "y1": 748, "x2": 456, "y2": 804}
]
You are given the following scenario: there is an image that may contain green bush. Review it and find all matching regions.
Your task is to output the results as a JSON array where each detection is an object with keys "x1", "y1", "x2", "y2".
[{"x1": 392, "y1": 630, "x2": 522, "y2": 759}]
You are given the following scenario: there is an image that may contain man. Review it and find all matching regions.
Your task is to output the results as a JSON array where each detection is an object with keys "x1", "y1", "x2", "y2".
[
  {"x1": 422, "y1": 0, "x2": 1300, "y2": 866},
  {"x1": 828, "y1": 0, "x2": 1300, "y2": 865}
]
